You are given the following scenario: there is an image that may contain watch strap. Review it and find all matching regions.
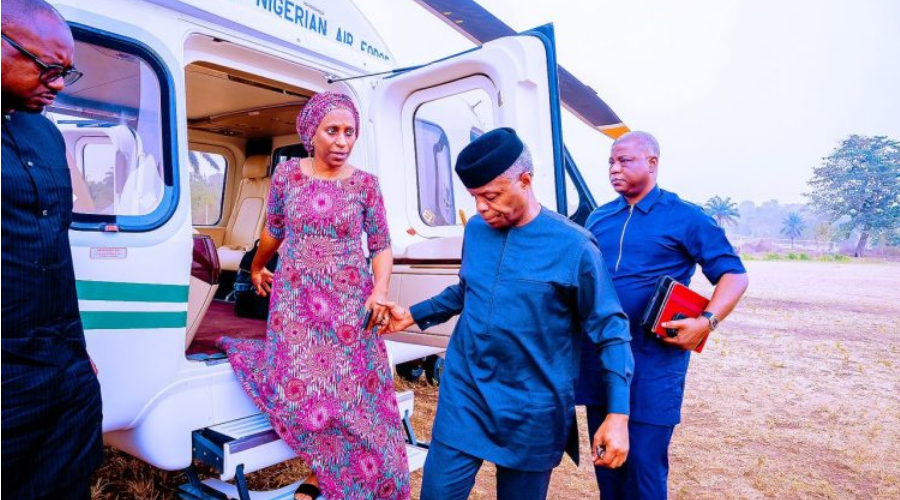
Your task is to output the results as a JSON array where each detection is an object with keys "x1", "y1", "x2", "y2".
[{"x1": 701, "y1": 311, "x2": 719, "y2": 331}]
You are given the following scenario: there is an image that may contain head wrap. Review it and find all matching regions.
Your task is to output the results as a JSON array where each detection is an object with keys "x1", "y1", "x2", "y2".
[
  {"x1": 296, "y1": 91, "x2": 360, "y2": 153},
  {"x1": 454, "y1": 127, "x2": 525, "y2": 189}
]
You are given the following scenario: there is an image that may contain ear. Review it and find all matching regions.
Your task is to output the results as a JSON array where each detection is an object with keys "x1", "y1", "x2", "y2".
[
  {"x1": 519, "y1": 172, "x2": 533, "y2": 189},
  {"x1": 648, "y1": 156, "x2": 659, "y2": 174}
]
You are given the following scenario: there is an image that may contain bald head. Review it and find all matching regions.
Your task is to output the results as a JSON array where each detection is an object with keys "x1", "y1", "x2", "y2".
[
  {"x1": 2, "y1": 0, "x2": 67, "y2": 35},
  {"x1": 2, "y1": 0, "x2": 74, "y2": 112},
  {"x1": 613, "y1": 131, "x2": 660, "y2": 160},
  {"x1": 608, "y1": 130, "x2": 661, "y2": 203}
]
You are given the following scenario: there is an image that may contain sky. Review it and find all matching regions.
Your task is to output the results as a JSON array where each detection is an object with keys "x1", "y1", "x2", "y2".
[{"x1": 354, "y1": 0, "x2": 900, "y2": 205}]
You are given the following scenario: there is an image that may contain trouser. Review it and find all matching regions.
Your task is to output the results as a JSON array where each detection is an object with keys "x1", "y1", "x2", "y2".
[
  {"x1": 420, "y1": 439, "x2": 553, "y2": 500},
  {"x1": 2, "y1": 342, "x2": 103, "y2": 500},
  {"x1": 586, "y1": 406, "x2": 675, "y2": 500},
  {"x1": 35, "y1": 473, "x2": 93, "y2": 500}
]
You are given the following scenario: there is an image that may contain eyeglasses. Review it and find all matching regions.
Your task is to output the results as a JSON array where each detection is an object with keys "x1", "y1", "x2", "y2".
[{"x1": 2, "y1": 33, "x2": 83, "y2": 86}]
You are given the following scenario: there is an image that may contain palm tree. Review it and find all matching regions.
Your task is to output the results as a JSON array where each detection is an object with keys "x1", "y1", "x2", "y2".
[
  {"x1": 705, "y1": 196, "x2": 740, "y2": 227},
  {"x1": 781, "y1": 212, "x2": 806, "y2": 248}
]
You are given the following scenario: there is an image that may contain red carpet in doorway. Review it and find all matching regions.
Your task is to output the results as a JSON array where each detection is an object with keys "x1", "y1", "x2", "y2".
[{"x1": 187, "y1": 300, "x2": 267, "y2": 355}]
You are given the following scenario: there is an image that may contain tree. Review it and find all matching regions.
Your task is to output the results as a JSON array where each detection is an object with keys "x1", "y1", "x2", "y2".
[
  {"x1": 870, "y1": 226, "x2": 900, "y2": 249},
  {"x1": 705, "y1": 195, "x2": 740, "y2": 227},
  {"x1": 808, "y1": 135, "x2": 900, "y2": 257},
  {"x1": 780, "y1": 212, "x2": 806, "y2": 248},
  {"x1": 188, "y1": 151, "x2": 225, "y2": 225},
  {"x1": 813, "y1": 222, "x2": 838, "y2": 253}
]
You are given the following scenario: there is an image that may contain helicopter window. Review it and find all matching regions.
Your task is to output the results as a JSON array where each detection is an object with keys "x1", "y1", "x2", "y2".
[
  {"x1": 189, "y1": 150, "x2": 229, "y2": 226},
  {"x1": 45, "y1": 27, "x2": 175, "y2": 231},
  {"x1": 412, "y1": 89, "x2": 493, "y2": 227}
]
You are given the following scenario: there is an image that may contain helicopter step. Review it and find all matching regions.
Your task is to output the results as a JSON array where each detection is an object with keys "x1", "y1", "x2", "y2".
[{"x1": 178, "y1": 390, "x2": 428, "y2": 500}]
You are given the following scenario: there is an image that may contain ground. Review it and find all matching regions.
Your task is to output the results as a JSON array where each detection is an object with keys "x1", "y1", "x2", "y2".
[{"x1": 91, "y1": 260, "x2": 900, "y2": 499}]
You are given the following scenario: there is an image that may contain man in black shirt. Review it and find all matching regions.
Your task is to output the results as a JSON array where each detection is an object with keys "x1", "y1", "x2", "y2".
[{"x1": 2, "y1": 1, "x2": 103, "y2": 498}]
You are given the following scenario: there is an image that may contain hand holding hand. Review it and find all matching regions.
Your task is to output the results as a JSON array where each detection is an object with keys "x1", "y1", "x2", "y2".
[
  {"x1": 592, "y1": 413, "x2": 629, "y2": 469},
  {"x1": 659, "y1": 316, "x2": 711, "y2": 351},
  {"x1": 364, "y1": 291, "x2": 389, "y2": 330},
  {"x1": 375, "y1": 300, "x2": 415, "y2": 334}
]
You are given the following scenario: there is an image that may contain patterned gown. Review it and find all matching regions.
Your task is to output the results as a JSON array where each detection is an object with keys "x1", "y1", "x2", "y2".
[{"x1": 219, "y1": 159, "x2": 410, "y2": 499}]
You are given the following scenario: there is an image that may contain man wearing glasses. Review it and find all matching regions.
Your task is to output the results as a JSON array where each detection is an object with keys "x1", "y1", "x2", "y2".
[{"x1": 2, "y1": 1, "x2": 101, "y2": 499}]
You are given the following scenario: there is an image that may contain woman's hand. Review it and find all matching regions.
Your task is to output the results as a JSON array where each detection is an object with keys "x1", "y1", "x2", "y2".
[
  {"x1": 251, "y1": 267, "x2": 274, "y2": 297},
  {"x1": 364, "y1": 290, "x2": 389, "y2": 329}
]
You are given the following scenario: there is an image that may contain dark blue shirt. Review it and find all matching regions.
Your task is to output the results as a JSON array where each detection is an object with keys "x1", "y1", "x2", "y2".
[
  {"x1": 2, "y1": 110, "x2": 103, "y2": 497},
  {"x1": 1, "y1": 110, "x2": 84, "y2": 345},
  {"x1": 411, "y1": 208, "x2": 633, "y2": 471},
  {"x1": 576, "y1": 186, "x2": 746, "y2": 426}
]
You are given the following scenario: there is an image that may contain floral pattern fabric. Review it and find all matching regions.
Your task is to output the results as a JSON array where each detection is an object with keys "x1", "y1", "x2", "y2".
[{"x1": 219, "y1": 159, "x2": 409, "y2": 499}]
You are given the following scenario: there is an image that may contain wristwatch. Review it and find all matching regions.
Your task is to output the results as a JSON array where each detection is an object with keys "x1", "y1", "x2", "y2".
[{"x1": 701, "y1": 311, "x2": 719, "y2": 331}]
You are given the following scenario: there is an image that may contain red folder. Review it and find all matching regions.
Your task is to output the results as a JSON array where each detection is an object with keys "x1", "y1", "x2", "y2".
[{"x1": 641, "y1": 277, "x2": 712, "y2": 353}]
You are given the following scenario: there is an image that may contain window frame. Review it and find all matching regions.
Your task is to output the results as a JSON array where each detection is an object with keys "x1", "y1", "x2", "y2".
[
  {"x1": 271, "y1": 143, "x2": 309, "y2": 175},
  {"x1": 77, "y1": 136, "x2": 118, "y2": 214},
  {"x1": 403, "y1": 74, "x2": 499, "y2": 238},
  {"x1": 66, "y1": 23, "x2": 179, "y2": 232},
  {"x1": 76, "y1": 135, "x2": 114, "y2": 178},
  {"x1": 187, "y1": 147, "x2": 231, "y2": 227},
  {"x1": 413, "y1": 117, "x2": 455, "y2": 227},
  {"x1": 563, "y1": 147, "x2": 598, "y2": 227}
]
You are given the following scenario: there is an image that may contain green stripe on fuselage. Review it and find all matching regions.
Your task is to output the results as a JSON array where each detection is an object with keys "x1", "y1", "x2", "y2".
[
  {"x1": 76, "y1": 280, "x2": 189, "y2": 303},
  {"x1": 80, "y1": 311, "x2": 188, "y2": 330}
]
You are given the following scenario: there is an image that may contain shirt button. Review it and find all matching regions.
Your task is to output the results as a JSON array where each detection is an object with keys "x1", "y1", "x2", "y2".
[
  {"x1": 42, "y1": 209, "x2": 48, "y2": 216},
  {"x1": 27, "y1": 161, "x2": 34, "y2": 167}
]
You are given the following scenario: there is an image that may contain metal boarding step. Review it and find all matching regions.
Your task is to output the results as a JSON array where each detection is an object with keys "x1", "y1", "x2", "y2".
[{"x1": 179, "y1": 390, "x2": 428, "y2": 500}]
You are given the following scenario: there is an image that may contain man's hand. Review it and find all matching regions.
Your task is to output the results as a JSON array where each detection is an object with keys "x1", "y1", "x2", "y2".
[
  {"x1": 375, "y1": 300, "x2": 416, "y2": 334},
  {"x1": 592, "y1": 413, "x2": 629, "y2": 468},
  {"x1": 659, "y1": 316, "x2": 710, "y2": 351}
]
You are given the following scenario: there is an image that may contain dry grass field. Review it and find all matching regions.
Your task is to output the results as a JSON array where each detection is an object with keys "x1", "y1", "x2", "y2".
[{"x1": 92, "y1": 260, "x2": 900, "y2": 499}]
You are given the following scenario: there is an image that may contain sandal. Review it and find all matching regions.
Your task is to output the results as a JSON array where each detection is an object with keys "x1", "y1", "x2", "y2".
[{"x1": 294, "y1": 482, "x2": 322, "y2": 500}]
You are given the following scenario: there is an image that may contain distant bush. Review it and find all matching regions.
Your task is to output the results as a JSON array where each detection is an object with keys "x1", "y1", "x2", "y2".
[
  {"x1": 745, "y1": 251, "x2": 849, "y2": 262},
  {"x1": 754, "y1": 240, "x2": 774, "y2": 253},
  {"x1": 818, "y1": 254, "x2": 851, "y2": 262}
]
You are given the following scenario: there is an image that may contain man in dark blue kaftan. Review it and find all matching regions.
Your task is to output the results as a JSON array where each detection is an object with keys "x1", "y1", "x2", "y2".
[
  {"x1": 576, "y1": 131, "x2": 748, "y2": 500},
  {"x1": 2, "y1": 2, "x2": 103, "y2": 499},
  {"x1": 381, "y1": 128, "x2": 634, "y2": 500}
]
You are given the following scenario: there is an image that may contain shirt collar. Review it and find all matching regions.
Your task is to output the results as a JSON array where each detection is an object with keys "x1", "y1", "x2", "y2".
[{"x1": 615, "y1": 185, "x2": 666, "y2": 214}]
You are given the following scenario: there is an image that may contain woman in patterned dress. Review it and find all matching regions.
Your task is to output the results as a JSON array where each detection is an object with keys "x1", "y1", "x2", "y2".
[{"x1": 218, "y1": 92, "x2": 410, "y2": 500}]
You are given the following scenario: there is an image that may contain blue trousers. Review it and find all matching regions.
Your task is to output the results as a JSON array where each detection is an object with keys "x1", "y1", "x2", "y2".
[
  {"x1": 420, "y1": 439, "x2": 553, "y2": 500},
  {"x1": 586, "y1": 406, "x2": 674, "y2": 500},
  {"x1": 2, "y1": 336, "x2": 103, "y2": 500}
]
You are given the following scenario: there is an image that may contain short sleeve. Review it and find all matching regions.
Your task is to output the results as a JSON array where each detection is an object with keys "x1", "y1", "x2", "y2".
[
  {"x1": 266, "y1": 160, "x2": 289, "y2": 239},
  {"x1": 363, "y1": 175, "x2": 391, "y2": 254},
  {"x1": 685, "y1": 209, "x2": 746, "y2": 284}
]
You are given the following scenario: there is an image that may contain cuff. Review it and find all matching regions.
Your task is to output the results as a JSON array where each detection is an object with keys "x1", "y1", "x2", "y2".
[
  {"x1": 703, "y1": 259, "x2": 746, "y2": 285},
  {"x1": 409, "y1": 301, "x2": 433, "y2": 330},
  {"x1": 605, "y1": 372, "x2": 631, "y2": 415}
]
